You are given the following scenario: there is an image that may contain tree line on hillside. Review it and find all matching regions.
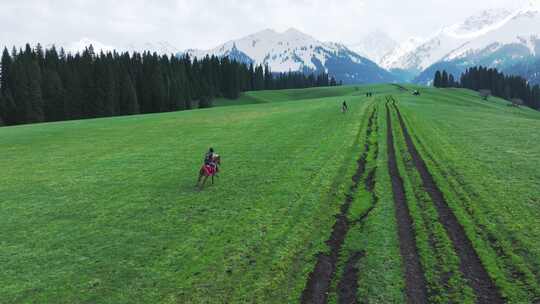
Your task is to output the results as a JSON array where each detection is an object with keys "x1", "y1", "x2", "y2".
[
  {"x1": 433, "y1": 67, "x2": 540, "y2": 110},
  {"x1": 0, "y1": 44, "x2": 339, "y2": 126}
]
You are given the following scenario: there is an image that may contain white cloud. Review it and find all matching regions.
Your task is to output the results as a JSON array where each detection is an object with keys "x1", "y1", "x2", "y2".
[{"x1": 0, "y1": 0, "x2": 529, "y2": 51}]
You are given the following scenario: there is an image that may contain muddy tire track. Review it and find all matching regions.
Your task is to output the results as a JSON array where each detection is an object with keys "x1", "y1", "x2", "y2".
[
  {"x1": 385, "y1": 101, "x2": 429, "y2": 303},
  {"x1": 336, "y1": 112, "x2": 379, "y2": 304},
  {"x1": 337, "y1": 251, "x2": 364, "y2": 304},
  {"x1": 393, "y1": 103, "x2": 504, "y2": 304},
  {"x1": 404, "y1": 119, "x2": 540, "y2": 297},
  {"x1": 301, "y1": 108, "x2": 377, "y2": 304}
]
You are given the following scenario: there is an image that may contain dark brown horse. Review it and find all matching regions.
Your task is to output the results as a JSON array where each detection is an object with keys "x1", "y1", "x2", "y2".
[{"x1": 196, "y1": 154, "x2": 221, "y2": 189}]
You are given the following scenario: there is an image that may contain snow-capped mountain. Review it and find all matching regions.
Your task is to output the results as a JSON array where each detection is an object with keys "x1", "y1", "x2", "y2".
[
  {"x1": 380, "y1": 37, "x2": 425, "y2": 71},
  {"x1": 124, "y1": 42, "x2": 180, "y2": 55},
  {"x1": 184, "y1": 28, "x2": 396, "y2": 84},
  {"x1": 65, "y1": 38, "x2": 117, "y2": 54},
  {"x1": 348, "y1": 30, "x2": 398, "y2": 65},
  {"x1": 442, "y1": 6, "x2": 540, "y2": 61},
  {"x1": 62, "y1": 39, "x2": 180, "y2": 55},
  {"x1": 413, "y1": 3, "x2": 540, "y2": 83},
  {"x1": 385, "y1": 8, "x2": 514, "y2": 72}
]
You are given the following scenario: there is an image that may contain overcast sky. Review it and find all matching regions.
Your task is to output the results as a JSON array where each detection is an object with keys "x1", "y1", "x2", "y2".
[{"x1": 0, "y1": 0, "x2": 531, "y2": 51}]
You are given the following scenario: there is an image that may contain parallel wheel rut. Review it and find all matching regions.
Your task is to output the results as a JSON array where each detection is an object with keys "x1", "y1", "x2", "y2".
[
  {"x1": 301, "y1": 107, "x2": 377, "y2": 304},
  {"x1": 385, "y1": 100, "x2": 429, "y2": 304},
  {"x1": 391, "y1": 100, "x2": 503, "y2": 304}
]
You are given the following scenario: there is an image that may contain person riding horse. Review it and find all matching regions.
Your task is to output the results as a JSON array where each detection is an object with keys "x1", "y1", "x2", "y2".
[
  {"x1": 204, "y1": 147, "x2": 218, "y2": 175},
  {"x1": 197, "y1": 147, "x2": 221, "y2": 189},
  {"x1": 342, "y1": 101, "x2": 349, "y2": 113}
]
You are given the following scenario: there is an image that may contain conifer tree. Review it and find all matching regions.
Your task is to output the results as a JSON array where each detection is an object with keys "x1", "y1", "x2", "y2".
[
  {"x1": 441, "y1": 70, "x2": 449, "y2": 88},
  {"x1": 1, "y1": 89, "x2": 16, "y2": 125},
  {"x1": 434, "y1": 71, "x2": 442, "y2": 87},
  {"x1": 449, "y1": 74, "x2": 455, "y2": 87},
  {"x1": 27, "y1": 60, "x2": 45, "y2": 122},
  {"x1": 0, "y1": 43, "x2": 339, "y2": 126},
  {"x1": 119, "y1": 73, "x2": 139, "y2": 115},
  {"x1": 42, "y1": 69, "x2": 65, "y2": 121},
  {"x1": 1, "y1": 48, "x2": 12, "y2": 93},
  {"x1": 0, "y1": 93, "x2": 4, "y2": 125}
]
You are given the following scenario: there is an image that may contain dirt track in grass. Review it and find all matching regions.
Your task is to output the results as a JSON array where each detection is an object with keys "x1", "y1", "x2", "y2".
[
  {"x1": 337, "y1": 251, "x2": 364, "y2": 304},
  {"x1": 386, "y1": 101, "x2": 429, "y2": 304},
  {"x1": 393, "y1": 102, "x2": 503, "y2": 304},
  {"x1": 301, "y1": 109, "x2": 377, "y2": 304}
]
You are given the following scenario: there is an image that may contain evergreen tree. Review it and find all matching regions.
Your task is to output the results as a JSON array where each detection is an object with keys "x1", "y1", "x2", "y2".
[
  {"x1": 119, "y1": 73, "x2": 139, "y2": 115},
  {"x1": 264, "y1": 64, "x2": 272, "y2": 90},
  {"x1": 12, "y1": 60, "x2": 30, "y2": 123},
  {"x1": 62, "y1": 65, "x2": 83, "y2": 119},
  {"x1": 330, "y1": 77, "x2": 337, "y2": 86},
  {"x1": 42, "y1": 69, "x2": 65, "y2": 121},
  {"x1": 0, "y1": 93, "x2": 4, "y2": 125},
  {"x1": 434, "y1": 71, "x2": 442, "y2": 87},
  {"x1": 457, "y1": 65, "x2": 540, "y2": 110},
  {"x1": 254, "y1": 65, "x2": 264, "y2": 90},
  {"x1": 149, "y1": 58, "x2": 166, "y2": 112},
  {"x1": 1, "y1": 47, "x2": 12, "y2": 93},
  {"x1": 449, "y1": 74, "x2": 455, "y2": 87},
  {"x1": 0, "y1": 89, "x2": 16, "y2": 125},
  {"x1": 27, "y1": 60, "x2": 45, "y2": 123},
  {"x1": 0, "y1": 42, "x2": 339, "y2": 126},
  {"x1": 441, "y1": 70, "x2": 449, "y2": 88}
]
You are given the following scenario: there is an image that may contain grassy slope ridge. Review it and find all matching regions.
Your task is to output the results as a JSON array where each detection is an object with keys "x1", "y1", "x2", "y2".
[
  {"x1": 214, "y1": 84, "x2": 398, "y2": 106},
  {"x1": 0, "y1": 87, "x2": 380, "y2": 303}
]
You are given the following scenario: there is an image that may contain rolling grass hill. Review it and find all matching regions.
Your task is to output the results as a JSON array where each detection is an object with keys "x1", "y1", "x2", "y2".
[
  {"x1": 213, "y1": 84, "x2": 396, "y2": 106},
  {"x1": 1, "y1": 84, "x2": 539, "y2": 303}
]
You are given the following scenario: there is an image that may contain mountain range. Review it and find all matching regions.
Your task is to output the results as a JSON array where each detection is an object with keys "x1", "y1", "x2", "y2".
[
  {"x1": 63, "y1": 2, "x2": 540, "y2": 86},
  {"x1": 184, "y1": 28, "x2": 396, "y2": 84},
  {"x1": 409, "y1": 4, "x2": 540, "y2": 84}
]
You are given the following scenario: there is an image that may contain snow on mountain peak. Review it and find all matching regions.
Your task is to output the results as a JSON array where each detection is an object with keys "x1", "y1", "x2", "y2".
[
  {"x1": 443, "y1": 4, "x2": 540, "y2": 61},
  {"x1": 64, "y1": 38, "x2": 180, "y2": 55},
  {"x1": 443, "y1": 8, "x2": 513, "y2": 39},
  {"x1": 186, "y1": 28, "x2": 356, "y2": 73},
  {"x1": 379, "y1": 37, "x2": 424, "y2": 69},
  {"x1": 384, "y1": 4, "x2": 540, "y2": 71},
  {"x1": 183, "y1": 28, "x2": 396, "y2": 84},
  {"x1": 349, "y1": 30, "x2": 398, "y2": 65},
  {"x1": 283, "y1": 27, "x2": 306, "y2": 36},
  {"x1": 125, "y1": 41, "x2": 180, "y2": 55},
  {"x1": 67, "y1": 38, "x2": 116, "y2": 54}
]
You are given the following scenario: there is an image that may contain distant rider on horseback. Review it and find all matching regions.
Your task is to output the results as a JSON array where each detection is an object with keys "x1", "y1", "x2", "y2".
[
  {"x1": 342, "y1": 101, "x2": 349, "y2": 113},
  {"x1": 197, "y1": 147, "x2": 221, "y2": 189},
  {"x1": 204, "y1": 147, "x2": 218, "y2": 175}
]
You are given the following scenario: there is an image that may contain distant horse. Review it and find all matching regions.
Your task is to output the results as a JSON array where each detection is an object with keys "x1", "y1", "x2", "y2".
[
  {"x1": 342, "y1": 102, "x2": 349, "y2": 113},
  {"x1": 196, "y1": 154, "x2": 221, "y2": 189}
]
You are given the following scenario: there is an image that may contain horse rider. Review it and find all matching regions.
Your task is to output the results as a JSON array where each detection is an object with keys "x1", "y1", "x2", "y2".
[
  {"x1": 342, "y1": 101, "x2": 349, "y2": 113},
  {"x1": 204, "y1": 147, "x2": 218, "y2": 174}
]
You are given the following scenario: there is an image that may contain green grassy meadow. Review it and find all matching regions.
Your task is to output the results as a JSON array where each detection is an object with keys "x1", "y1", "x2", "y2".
[{"x1": 1, "y1": 84, "x2": 540, "y2": 303}]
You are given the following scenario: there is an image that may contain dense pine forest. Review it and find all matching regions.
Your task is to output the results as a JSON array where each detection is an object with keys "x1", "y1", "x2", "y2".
[
  {"x1": 434, "y1": 67, "x2": 540, "y2": 110},
  {"x1": 0, "y1": 44, "x2": 338, "y2": 126}
]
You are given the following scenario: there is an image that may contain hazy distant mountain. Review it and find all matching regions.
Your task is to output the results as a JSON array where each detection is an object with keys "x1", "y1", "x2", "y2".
[
  {"x1": 348, "y1": 30, "x2": 398, "y2": 65},
  {"x1": 184, "y1": 28, "x2": 397, "y2": 84},
  {"x1": 503, "y1": 56, "x2": 540, "y2": 84},
  {"x1": 64, "y1": 38, "x2": 179, "y2": 55},
  {"x1": 65, "y1": 38, "x2": 116, "y2": 54},
  {"x1": 124, "y1": 42, "x2": 180, "y2": 55}
]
